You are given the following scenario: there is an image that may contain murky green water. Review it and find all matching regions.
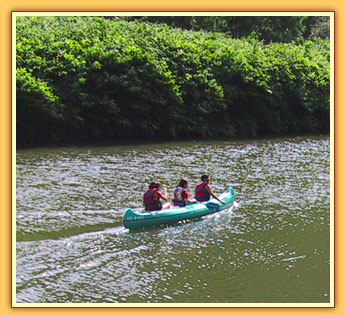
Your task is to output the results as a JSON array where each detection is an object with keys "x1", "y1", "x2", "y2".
[{"x1": 15, "y1": 136, "x2": 331, "y2": 304}]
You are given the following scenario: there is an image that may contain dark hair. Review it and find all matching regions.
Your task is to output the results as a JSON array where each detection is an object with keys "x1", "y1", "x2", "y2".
[
  {"x1": 178, "y1": 178, "x2": 188, "y2": 188},
  {"x1": 201, "y1": 174, "x2": 209, "y2": 182},
  {"x1": 149, "y1": 180, "x2": 161, "y2": 189}
]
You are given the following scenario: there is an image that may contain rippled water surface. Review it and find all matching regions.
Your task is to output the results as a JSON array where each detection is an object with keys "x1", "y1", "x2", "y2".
[{"x1": 15, "y1": 136, "x2": 331, "y2": 304}]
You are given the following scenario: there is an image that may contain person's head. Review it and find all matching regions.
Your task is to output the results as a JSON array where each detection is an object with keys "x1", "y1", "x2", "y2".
[
  {"x1": 178, "y1": 178, "x2": 188, "y2": 189},
  {"x1": 201, "y1": 174, "x2": 210, "y2": 183},
  {"x1": 149, "y1": 180, "x2": 161, "y2": 189}
]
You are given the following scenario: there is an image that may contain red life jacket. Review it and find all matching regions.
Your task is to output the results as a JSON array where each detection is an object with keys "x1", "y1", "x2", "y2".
[
  {"x1": 173, "y1": 186, "x2": 186, "y2": 207},
  {"x1": 143, "y1": 188, "x2": 162, "y2": 211},
  {"x1": 195, "y1": 182, "x2": 210, "y2": 202}
]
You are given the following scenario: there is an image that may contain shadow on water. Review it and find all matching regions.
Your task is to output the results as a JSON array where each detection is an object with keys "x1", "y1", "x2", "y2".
[{"x1": 126, "y1": 217, "x2": 208, "y2": 234}]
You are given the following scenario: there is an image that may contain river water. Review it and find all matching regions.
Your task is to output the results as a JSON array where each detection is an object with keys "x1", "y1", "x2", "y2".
[{"x1": 15, "y1": 136, "x2": 331, "y2": 305}]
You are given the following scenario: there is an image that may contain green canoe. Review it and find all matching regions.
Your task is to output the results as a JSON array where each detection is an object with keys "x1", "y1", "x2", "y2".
[{"x1": 123, "y1": 187, "x2": 236, "y2": 229}]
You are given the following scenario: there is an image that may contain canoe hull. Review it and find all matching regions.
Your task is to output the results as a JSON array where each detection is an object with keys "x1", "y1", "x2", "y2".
[{"x1": 123, "y1": 187, "x2": 236, "y2": 229}]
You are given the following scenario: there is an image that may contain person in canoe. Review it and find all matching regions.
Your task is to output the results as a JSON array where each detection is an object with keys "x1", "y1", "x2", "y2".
[
  {"x1": 172, "y1": 178, "x2": 196, "y2": 207},
  {"x1": 143, "y1": 180, "x2": 171, "y2": 211},
  {"x1": 195, "y1": 175, "x2": 226, "y2": 204}
]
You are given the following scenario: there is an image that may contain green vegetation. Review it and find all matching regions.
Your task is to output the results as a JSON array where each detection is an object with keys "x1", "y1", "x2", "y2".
[
  {"x1": 16, "y1": 16, "x2": 330, "y2": 146},
  {"x1": 117, "y1": 16, "x2": 330, "y2": 42}
]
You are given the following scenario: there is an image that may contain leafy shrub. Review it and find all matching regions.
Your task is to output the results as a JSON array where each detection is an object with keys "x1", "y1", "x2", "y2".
[{"x1": 16, "y1": 16, "x2": 330, "y2": 145}]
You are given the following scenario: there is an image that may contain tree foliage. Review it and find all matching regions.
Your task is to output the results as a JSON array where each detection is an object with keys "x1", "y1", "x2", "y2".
[
  {"x1": 115, "y1": 16, "x2": 330, "y2": 43},
  {"x1": 16, "y1": 16, "x2": 330, "y2": 146}
]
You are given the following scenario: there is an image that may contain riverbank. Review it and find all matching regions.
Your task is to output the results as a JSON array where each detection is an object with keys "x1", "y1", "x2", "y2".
[{"x1": 16, "y1": 133, "x2": 330, "y2": 151}]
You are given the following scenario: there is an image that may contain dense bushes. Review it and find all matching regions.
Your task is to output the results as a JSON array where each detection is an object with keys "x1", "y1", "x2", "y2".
[{"x1": 16, "y1": 16, "x2": 330, "y2": 146}]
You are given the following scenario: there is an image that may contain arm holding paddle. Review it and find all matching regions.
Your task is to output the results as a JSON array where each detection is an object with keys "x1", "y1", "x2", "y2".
[{"x1": 204, "y1": 184, "x2": 226, "y2": 204}]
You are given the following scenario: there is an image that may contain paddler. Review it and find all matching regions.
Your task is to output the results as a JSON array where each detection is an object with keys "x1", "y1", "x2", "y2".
[
  {"x1": 172, "y1": 178, "x2": 196, "y2": 207},
  {"x1": 143, "y1": 180, "x2": 171, "y2": 211},
  {"x1": 195, "y1": 175, "x2": 226, "y2": 204}
]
